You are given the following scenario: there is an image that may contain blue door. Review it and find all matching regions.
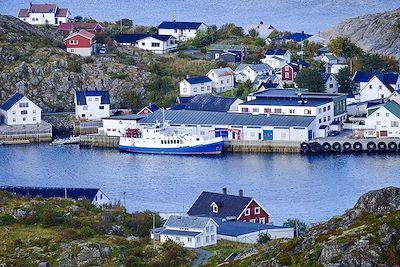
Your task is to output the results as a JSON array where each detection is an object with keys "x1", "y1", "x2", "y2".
[
  {"x1": 308, "y1": 130, "x2": 313, "y2": 140},
  {"x1": 263, "y1": 130, "x2": 273, "y2": 140},
  {"x1": 215, "y1": 128, "x2": 229, "y2": 138},
  {"x1": 258, "y1": 133, "x2": 262, "y2": 140}
]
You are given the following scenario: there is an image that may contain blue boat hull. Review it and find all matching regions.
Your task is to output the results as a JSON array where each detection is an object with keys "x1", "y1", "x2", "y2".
[{"x1": 119, "y1": 141, "x2": 224, "y2": 155}]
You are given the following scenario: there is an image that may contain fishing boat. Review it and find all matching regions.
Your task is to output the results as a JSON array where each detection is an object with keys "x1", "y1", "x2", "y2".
[
  {"x1": 51, "y1": 136, "x2": 80, "y2": 145},
  {"x1": 119, "y1": 123, "x2": 224, "y2": 155}
]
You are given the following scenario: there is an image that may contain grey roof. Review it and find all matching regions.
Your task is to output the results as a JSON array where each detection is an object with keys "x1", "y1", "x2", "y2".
[
  {"x1": 103, "y1": 114, "x2": 146, "y2": 121},
  {"x1": 171, "y1": 95, "x2": 241, "y2": 112},
  {"x1": 164, "y1": 215, "x2": 214, "y2": 229},
  {"x1": 208, "y1": 67, "x2": 234, "y2": 76},
  {"x1": 211, "y1": 217, "x2": 292, "y2": 237},
  {"x1": 252, "y1": 89, "x2": 344, "y2": 100},
  {"x1": 159, "y1": 229, "x2": 202, "y2": 237},
  {"x1": 188, "y1": 191, "x2": 253, "y2": 218},
  {"x1": 242, "y1": 98, "x2": 331, "y2": 107},
  {"x1": 139, "y1": 109, "x2": 315, "y2": 127},
  {"x1": 236, "y1": 64, "x2": 272, "y2": 73}
]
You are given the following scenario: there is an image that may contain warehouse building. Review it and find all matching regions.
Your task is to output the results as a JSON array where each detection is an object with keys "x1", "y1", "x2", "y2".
[{"x1": 139, "y1": 109, "x2": 316, "y2": 142}]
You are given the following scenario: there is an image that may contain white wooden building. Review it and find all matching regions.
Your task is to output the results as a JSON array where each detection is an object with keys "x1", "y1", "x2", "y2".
[
  {"x1": 179, "y1": 76, "x2": 213, "y2": 97},
  {"x1": 235, "y1": 64, "x2": 274, "y2": 83},
  {"x1": 115, "y1": 34, "x2": 177, "y2": 54},
  {"x1": 322, "y1": 73, "x2": 339, "y2": 94},
  {"x1": 99, "y1": 114, "x2": 146, "y2": 136},
  {"x1": 158, "y1": 21, "x2": 207, "y2": 41},
  {"x1": 207, "y1": 67, "x2": 235, "y2": 93},
  {"x1": 0, "y1": 93, "x2": 42, "y2": 126},
  {"x1": 359, "y1": 73, "x2": 400, "y2": 103},
  {"x1": 261, "y1": 49, "x2": 291, "y2": 69},
  {"x1": 152, "y1": 216, "x2": 218, "y2": 248},
  {"x1": 18, "y1": 3, "x2": 69, "y2": 25},
  {"x1": 364, "y1": 100, "x2": 400, "y2": 138},
  {"x1": 74, "y1": 90, "x2": 110, "y2": 121}
]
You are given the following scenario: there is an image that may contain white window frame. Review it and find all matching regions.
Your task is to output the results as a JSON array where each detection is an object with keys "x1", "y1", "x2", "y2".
[
  {"x1": 245, "y1": 208, "x2": 250, "y2": 216},
  {"x1": 254, "y1": 207, "x2": 260, "y2": 215}
]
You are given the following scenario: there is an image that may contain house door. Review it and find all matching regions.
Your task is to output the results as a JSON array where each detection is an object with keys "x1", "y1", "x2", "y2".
[
  {"x1": 55, "y1": 17, "x2": 58, "y2": 24},
  {"x1": 263, "y1": 130, "x2": 273, "y2": 140},
  {"x1": 308, "y1": 130, "x2": 313, "y2": 140},
  {"x1": 232, "y1": 132, "x2": 236, "y2": 139},
  {"x1": 258, "y1": 133, "x2": 262, "y2": 140},
  {"x1": 380, "y1": 131, "x2": 388, "y2": 137}
]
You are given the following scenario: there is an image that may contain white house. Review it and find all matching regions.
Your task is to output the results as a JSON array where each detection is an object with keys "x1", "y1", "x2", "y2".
[
  {"x1": 235, "y1": 64, "x2": 274, "y2": 83},
  {"x1": 74, "y1": 90, "x2": 111, "y2": 121},
  {"x1": 0, "y1": 93, "x2": 42, "y2": 126},
  {"x1": 158, "y1": 21, "x2": 207, "y2": 41},
  {"x1": 322, "y1": 73, "x2": 339, "y2": 94},
  {"x1": 245, "y1": 22, "x2": 275, "y2": 39},
  {"x1": 321, "y1": 54, "x2": 339, "y2": 65},
  {"x1": 238, "y1": 89, "x2": 348, "y2": 137},
  {"x1": 179, "y1": 76, "x2": 213, "y2": 97},
  {"x1": 115, "y1": 34, "x2": 177, "y2": 54},
  {"x1": 207, "y1": 67, "x2": 235, "y2": 93},
  {"x1": 99, "y1": 114, "x2": 146, "y2": 137},
  {"x1": 364, "y1": 100, "x2": 400, "y2": 138},
  {"x1": 18, "y1": 3, "x2": 69, "y2": 25},
  {"x1": 359, "y1": 73, "x2": 400, "y2": 103},
  {"x1": 306, "y1": 35, "x2": 327, "y2": 45},
  {"x1": 326, "y1": 63, "x2": 347, "y2": 75},
  {"x1": 152, "y1": 216, "x2": 218, "y2": 248},
  {"x1": 261, "y1": 49, "x2": 291, "y2": 69}
]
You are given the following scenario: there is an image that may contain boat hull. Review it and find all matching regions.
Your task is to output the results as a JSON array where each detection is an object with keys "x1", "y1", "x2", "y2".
[{"x1": 119, "y1": 141, "x2": 224, "y2": 155}]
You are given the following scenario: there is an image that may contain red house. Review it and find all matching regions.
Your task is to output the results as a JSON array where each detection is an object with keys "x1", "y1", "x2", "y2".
[
  {"x1": 281, "y1": 62, "x2": 309, "y2": 82},
  {"x1": 187, "y1": 188, "x2": 270, "y2": 224},
  {"x1": 65, "y1": 30, "x2": 95, "y2": 57},
  {"x1": 58, "y1": 22, "x2": 103, "y2": 35}
]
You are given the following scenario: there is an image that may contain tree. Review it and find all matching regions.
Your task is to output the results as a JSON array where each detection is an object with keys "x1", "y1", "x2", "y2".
[
  {"x1": 337, "y1": 67, "x2": 355, "y2": 94},
  {"x1": 248, "y1": 29, "x2": 258, "y2": 38},
  {"x1": 257, "y1": 232, "x2": 271, "y2": 244},
  {"x1": 191, "y1": 29, "x2": 214, "y2": 48},
  {"x1": 74, "y1": 16, "x2": 83, "y2": 22},
  {"x1": 254, "y1": 37, "x2": 266, "y2": 47},
  {"x1": 235, "y1": 80, "x2": 255, "y2": 99},
  {"x1": 116, "y1": 18, "x2": 133, "y2": 28},
  {"x1": 283, "y1": 218, "x2": 307, "y2": 237},
  {"x1": 295, "y1": 68, "x2": 325, "y2": 92},
  {"x1": 125, "y1": 211, "x2": 162, "y2": 237},
  {"x1": 328, "y1": 37, "x2": 362, "y2": 58},
  {"x1": 305, "y1": 41, "x2": 322, "y2": 59},
  {"x1": 216, "y1": 23, "x2": 244, "y2": 40},
  {"x1": 353, "y1": 53, "x2": 388, "y2": 72}
]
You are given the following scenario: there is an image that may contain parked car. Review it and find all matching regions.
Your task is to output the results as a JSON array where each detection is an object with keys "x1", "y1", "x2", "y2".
[
  {"x1": 328, "y1": 131, "x2": 340, "y2": 136},
  {"x1": 99, "y1": 46, "x2": 107, "y2": 54}
]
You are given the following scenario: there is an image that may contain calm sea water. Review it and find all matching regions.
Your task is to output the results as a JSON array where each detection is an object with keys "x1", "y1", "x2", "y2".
[
  {"x1": 0, "y1": 0, "x2": 399, "y2": 33},
  {"x1": 1, "y1": 144, "x2": 400, "y2": 225}
]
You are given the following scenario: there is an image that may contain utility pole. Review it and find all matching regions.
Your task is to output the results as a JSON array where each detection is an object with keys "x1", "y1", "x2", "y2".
[
  {"x1": 152, "y1": 213, "x2": 156, "y2": 249},
  {"x1": 123, "y1": 191, "x2": 126, "y2": 209},
  {"x1": 120, "y1": 18, "x2": 122, "y2": 32}
]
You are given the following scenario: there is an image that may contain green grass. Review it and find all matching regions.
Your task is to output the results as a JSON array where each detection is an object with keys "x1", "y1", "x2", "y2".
[{"x1": 204, "y1": 240, "x2": 258, "y2": 263}]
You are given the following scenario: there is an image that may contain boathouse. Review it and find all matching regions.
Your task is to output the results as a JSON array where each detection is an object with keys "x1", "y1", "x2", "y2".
[{"x1": 139, "y1": 109, "x2": 316, "y2": 142}]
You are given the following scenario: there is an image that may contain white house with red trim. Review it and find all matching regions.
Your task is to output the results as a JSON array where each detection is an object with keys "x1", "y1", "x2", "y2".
[
  {"x1": 66, "y1": 30, "x2": 96, "y2": 57},
  {"x1": 18, "y1": 3, "x2": 69, "y2": 25},
  {"x1": 187, "y1": 188, "x2": 270, "y2": 224}
]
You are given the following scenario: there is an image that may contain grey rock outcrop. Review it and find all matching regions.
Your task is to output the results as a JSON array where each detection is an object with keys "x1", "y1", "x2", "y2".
[{"x1": 322, "y1": 8, "x2": 400, "y2": 58}]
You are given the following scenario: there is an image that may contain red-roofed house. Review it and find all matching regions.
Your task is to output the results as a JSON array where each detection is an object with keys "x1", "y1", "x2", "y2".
[
  {"x1": 18, "y1": 3, "x2": 70, "y2": 25},
  {"x1": 58, "y1": 22, "x2": 103, "y2": 35},
  {"x1": 66, "y1": 30, "x2": 96, "y2": 57}
]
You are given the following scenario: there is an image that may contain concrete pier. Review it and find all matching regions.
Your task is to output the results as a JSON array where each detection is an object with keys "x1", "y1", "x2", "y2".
[
  {"x1": 80, "y1": 134, "x2": 119, "y2": 148},
  {"x1": 0, "y1": 122, "x2": 52, "y2": 143}
]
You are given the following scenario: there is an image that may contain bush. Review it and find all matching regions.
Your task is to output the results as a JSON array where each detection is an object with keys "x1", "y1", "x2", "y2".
[
  {"x1": 37, "y1": 206, "x2": 65, "y2": 227},
  {"x1": 78, "y1": 226, "x2": 96, "y2": 238},
  {"x1": 257, "y1": 232, "x2": 271, "y2": 244},
  {"x1": 66, "y1": 58, "x2": 82, "y2": 73},
  {"x1": 0, "y1": 214, "x2": 16, "y2": 225}
]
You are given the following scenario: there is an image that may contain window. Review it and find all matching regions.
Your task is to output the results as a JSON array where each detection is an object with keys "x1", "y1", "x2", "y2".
[
  {"x1": 379, "y1": 85, "x2": 382, "y2": 90},
  {"x1": 83, "y1": 106, "x2": 88, "y2": 110},
  {"x1": 242, "y1": 108, "x2": 249, "y2": 113},
  {"x1": 99, "y1": 106, "x2": 104, "y2": 110},
  {"x1": 377, "y1": 121, "x2": 381, "y2": 125},
  {"x1": 250, "y1": 219, "x2": 256, "y2": 223},
  {"x1": 196, "y1": 237, "x2": 200, "y2": 243},
  {"x1": 188, "y1": 237, "x2": 192, "y2": 242},
  {"x1": 324, "y1": 117, "x2": 326, "y2": 122},
  {"x1": 176, "y1": 237, "x2": 180, "y2": 241},
  {"x1": 245, "y1": 208, "x2": 250, "y2": 216},
  {"x1": 201, "y1": 87, "x2": 204, "y2": 91},
  {"x1": 264, "y1": 108, "x2": 272, "y2": 113},
  {"x1": 318, "y1": 108, "x2": 321, "y2": 113},
  {"x1": 12, "y1": 118, "x2": 16, "y2": 122},
  {"x1": 207, "y1": 86, "x2": 211, "y2": 91},
  {"x1": 206, "y1": 226, "x2": 210, "y2": 233},
  {"x1": 328, "y1": 116, "x2": 331, "y2": 121},
  {"x1": 319, "y1": 118, "x2": 322, "y2": 123},
  {"x1": 252, "y1": 108, "x2": 259, "y2": 113},
  {"x1": 23, "y1": 117, "x2": 26, "y2": 121},
  {"x1": 391, "y1": 121, "x2": 399, "y2": 127},
  {"x1": 369, "y1": 85, "x2": 372, "y2": 89},
  {"x1": 211, "y1": 235, "x2": 215, "y2": 241},
  {"x1": 259, "y1": 218, "x2": 266, "y2": 224},
  {"x1": 88, "y1": 98, "x2": 92, "y2": 101},
  {"x1": 323, "y1": 107, "x2": 326, "y2": 112},
  {"x1": 19, "y1": 102, "x2": 29, "y2": 108},
  {"x1": 206, "y1": 236, "x2": 209, "y2": 243},
  {"x1": 33, "y1": 117, "x2": 36, "y2": 121},
  {"x1": 12, "y1": 111, "x2": 16, "y2": 115},
  {"x1": 194, "y1": 88, "x2": 198, "y2": 92},
  {"x1": 141, "y1": 42, "x2": 145, "y2": 46},
  {"x1": 210, "y1": 226, "x2": 214, "y2": 232},
  {"x1": 386, "y1": 113, "x2": 389, "y2": 117},
  {"x1": 21, "y1": 110, "x2": 28, "y2": 115},
  {"x1": 284, "y1": 72, "x2": 289, "y2": 79},
  {"x1": 70, "y1": 39, "x2": 78, "y2": 45},
  {"x1": 254, "y1": 207, "x2": 260, "y2": 215},
  {"x1": 95, "y1": 98, "x2": 99, "y2": 101},
  {"x1": 377, "y1": 113, "x2": 380, "y2": 117},
  {"x1": 100, "y1": 194, "x2": 103, "y2": 199},
  {"x1": 213, "y1": 205, "x2": 218, "y2": 213},
  {"x1": 329, "y1": 84, "x2": 333, "y2": 88},
  {"x1": 328, "y1": 106, "x2": 331, "y2": 111},
  {"x1": 274, "y1": 108, "x2": 282, "y2": 113},
  {"x1": 221, "y1": 80, "x2": 224, "y2": 84},
  {"x1": 183, "y1": 88, "x2": 187, "y2": 93},
  {"x1": 289, "y1": 109, "x2": 295, "y2": 114},
  {"x1": 151, "y1": 42, "x2": 160, "y2": 47},
  {"x1": 304, "y1": 109, "x2": 311, "y2": 115},
  {"x1": 33, "y1": 110, "x2": 36, "y2": 114}
]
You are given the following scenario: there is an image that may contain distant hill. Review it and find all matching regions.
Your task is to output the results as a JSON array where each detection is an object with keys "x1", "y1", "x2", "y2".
[{"x1": 322, "y1": 8, "x2": 400, "y2": 58}]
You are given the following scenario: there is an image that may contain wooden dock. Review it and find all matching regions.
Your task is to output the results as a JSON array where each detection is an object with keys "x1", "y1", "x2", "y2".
[{"x1": 79, "y1": 135, "x2": 302, "y2": 153}]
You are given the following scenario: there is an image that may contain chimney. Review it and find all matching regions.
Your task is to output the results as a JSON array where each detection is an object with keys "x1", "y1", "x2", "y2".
[
  {"x1": 301, "y1": 30, "x2": 304, "y2": 35},
  {"x1": 222, "y1": 187, "x2": 227, "y2": 195},
  {"x1": 260, "y1": 21, "x2": 264, "y2": 25},
  {"x1": 239, "y1": 189, "x2": 243, "y2": 197},
  {"x1": 186, "y1": 74, "x2": 190, "y2": 79}
]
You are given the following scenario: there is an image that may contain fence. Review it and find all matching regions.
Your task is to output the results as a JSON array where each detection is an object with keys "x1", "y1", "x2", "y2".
[
  {"x1": 224, "y1": 140, "x2": 301, "y2": 153},
  {"x1": 74, "y1": 121, "x2": 103, "y2": 135}
]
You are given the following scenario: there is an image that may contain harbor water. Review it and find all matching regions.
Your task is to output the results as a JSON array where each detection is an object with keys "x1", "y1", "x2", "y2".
[{"x1": 1, "y1": 144, "x2": 400, "y2": 225}]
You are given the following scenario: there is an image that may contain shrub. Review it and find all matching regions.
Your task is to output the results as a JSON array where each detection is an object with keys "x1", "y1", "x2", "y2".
[
  {"x1": 61, "y1": 229, "x2": 79, "y2": 241},
  {"x1": 0, "y1": 214, "x2": 16, "y2": 225},
  {"x1": 66, "y1": 58, "x2": 82, "y2": 73},
  {"x1": 257, "y1": 232, "x2": 271, "y2": 244},
  {"x1": 38, "y1": 206, "x2": 65, "y2": 226},
  {"x1": 78, "y1": 226, "x2": 96, "y2": 238}
]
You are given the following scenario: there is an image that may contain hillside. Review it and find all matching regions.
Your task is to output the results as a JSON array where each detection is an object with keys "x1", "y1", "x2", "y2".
[
  {"x1": 0, "y1": 191, "x2": 195, "y2": 266},
  {"x1": 0, "y1": 15, "x2": 150, "y2": 111},
  {"x1": 322, "y1": 9, "x2": 400, "y2": 58},
  {"x1": 233, "y1": 187, "x2": 400, "y2": 267}
]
